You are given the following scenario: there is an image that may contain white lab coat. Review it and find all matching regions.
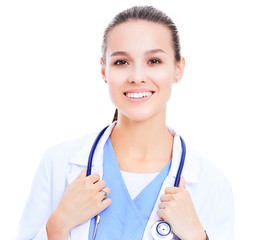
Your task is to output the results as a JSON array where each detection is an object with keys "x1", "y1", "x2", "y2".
[{"x1": 16, "y1": 122, "x2": 234, "y2": 240}]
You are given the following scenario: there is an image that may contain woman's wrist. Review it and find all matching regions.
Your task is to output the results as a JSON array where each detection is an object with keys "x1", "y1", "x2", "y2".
[
  {"x1": 46, "y1": 209, "x2": 70, "y2": 240},
  {"x1": 194, "y1": 229, "x2": 207, "y2": 240},
  {"x1": 195, "y1": 229, "x2": 207, "y2": 240},
  {"x1": 185, "y1": 226, "x2": 207, "y2": 240},
  {"x1": 198, "y1": 228, "x2": 208, "y2": 240}
]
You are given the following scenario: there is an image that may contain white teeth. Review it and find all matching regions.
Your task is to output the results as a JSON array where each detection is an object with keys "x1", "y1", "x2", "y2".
[{"x1": 126, "y1": 91, "x2": 153, "y2": 99}]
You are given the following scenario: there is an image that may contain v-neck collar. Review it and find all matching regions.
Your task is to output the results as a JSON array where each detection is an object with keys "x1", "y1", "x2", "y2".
[
  {"x1": 106, "y1": 136, "x2": 172, "y2": 200},
  {"x1": 106, "y1": 137, "x2": 172, "y2": 222}
]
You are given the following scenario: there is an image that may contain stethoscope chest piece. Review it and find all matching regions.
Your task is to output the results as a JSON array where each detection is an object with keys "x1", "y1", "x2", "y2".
[{"x1": 151, "y1": 220, "x2": 174, "y2": 240}]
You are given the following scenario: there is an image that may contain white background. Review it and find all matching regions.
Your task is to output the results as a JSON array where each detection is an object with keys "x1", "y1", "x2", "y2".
[{"x1": 0, "y1": 0, "x2": 258, "y2": 239}]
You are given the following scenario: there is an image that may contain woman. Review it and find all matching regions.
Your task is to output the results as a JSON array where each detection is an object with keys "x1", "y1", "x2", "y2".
[{"x1": 17, "y1": 6, "x2": 234, "y2": 240}]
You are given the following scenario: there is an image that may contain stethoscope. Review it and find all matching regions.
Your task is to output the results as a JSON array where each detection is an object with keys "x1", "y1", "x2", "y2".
[{"x1": 87, "y1": 125, "x2": 186, "y2": 240}]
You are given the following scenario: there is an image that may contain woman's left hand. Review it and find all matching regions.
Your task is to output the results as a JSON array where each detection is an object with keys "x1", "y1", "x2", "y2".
[{"x1": 157, "y1": 177, "x2": 207, "y2": 240}]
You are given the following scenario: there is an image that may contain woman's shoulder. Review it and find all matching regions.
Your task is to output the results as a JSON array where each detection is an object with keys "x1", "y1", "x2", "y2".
[{"x1": 184, "y1": 144, "x2": 232, "y2": 190}]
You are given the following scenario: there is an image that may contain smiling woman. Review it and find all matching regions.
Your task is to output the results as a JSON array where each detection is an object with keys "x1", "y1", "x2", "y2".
[
  {"x1": 17, "y1": 5, "x2": 233, "y2": 240},
  {"x1": 101, "y1": 19, "x2": 185, "y2": 123}
]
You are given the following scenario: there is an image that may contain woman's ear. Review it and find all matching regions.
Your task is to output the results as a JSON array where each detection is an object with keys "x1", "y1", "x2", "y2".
[
  {"x1": 173, "y1": 57, "x2": 185, "y2": 83},
  {"x1": 100, "y1": 58, "x2": 107, "y2": 83}
]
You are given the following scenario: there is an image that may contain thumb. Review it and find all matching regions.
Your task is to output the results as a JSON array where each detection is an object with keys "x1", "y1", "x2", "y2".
[
  {"x1": 77, "y1": 168, "x2": 87, "y2": 179},
  {"x1": 179, "y1": 176, "x2": 186, "y2": 189}
]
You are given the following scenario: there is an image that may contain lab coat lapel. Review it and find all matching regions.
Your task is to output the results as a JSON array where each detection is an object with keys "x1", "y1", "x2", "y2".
[{"x1": 67, "y1": 122, "x2": 116, "y2": 240}]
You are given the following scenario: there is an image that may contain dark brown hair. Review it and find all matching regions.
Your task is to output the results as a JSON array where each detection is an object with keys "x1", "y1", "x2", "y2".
[{"x1": 101, "y1": 6, "x2": 182, "y2": 122}]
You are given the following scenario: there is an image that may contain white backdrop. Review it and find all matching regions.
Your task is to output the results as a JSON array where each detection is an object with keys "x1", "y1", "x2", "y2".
[{"x1": 0, "y1": 0, "x2": 258, "y2": 239}]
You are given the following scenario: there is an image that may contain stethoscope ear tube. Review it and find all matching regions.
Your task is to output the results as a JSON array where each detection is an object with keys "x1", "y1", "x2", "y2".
[
  {"x1": 87, "y1": 125, "x2": 109, "y2": 177},
  {"x1": 174, "y1": 136, "x2": 186, "y2": 187}
]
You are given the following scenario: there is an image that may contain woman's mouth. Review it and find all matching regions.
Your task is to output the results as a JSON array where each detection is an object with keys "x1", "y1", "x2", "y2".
[
  {"x1": 123, "y1": 90, "x2": 155, "y2": 102},
  {"x1": 124, "y1": 91, "x2": 155, "y2": 99}
]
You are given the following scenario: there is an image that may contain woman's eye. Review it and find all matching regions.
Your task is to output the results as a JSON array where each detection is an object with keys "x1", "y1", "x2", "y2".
[
  {"x1": 114, "y1": 60, "x2": 128, "y2": 65},
  {"x1": 148, "y1": 58, "x2": 162, "y2": 64}
]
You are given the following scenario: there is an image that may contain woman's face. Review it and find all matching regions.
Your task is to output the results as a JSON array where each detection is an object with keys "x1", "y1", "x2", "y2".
[{"x1": 101, "y1": 20, "x2": 185, "y2": 122}]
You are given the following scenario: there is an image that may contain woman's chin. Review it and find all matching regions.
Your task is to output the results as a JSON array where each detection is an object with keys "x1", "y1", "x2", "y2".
[{"x1": 118, "y1": 108, "x2": 165, "y2": 123}]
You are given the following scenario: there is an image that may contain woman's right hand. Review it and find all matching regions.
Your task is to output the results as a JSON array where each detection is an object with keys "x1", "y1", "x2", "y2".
[{"x1": 46, "y1": 168, "x2": 111, "y2": 239}]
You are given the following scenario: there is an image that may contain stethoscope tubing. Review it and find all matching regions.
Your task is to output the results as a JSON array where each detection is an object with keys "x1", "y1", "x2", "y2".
[{"x1": 87, "y1": 125, "x2": 109, "y2": 240}]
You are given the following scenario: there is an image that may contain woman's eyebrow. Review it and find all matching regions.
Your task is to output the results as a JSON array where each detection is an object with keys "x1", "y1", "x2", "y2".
[
  {"x1": 110, "y1": 51, "x2": 129, "y2": 57},
  {"x1": 145, "y1": 49, "x2": 166, "y2": 55},
  {"x1": 110, "y1": 49, "x2": 166, "y2": 57}
]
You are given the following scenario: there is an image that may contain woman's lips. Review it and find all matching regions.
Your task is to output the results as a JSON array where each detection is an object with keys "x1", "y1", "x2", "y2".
[{"x1": 123, "y1": 90, "x2": 155, "y2": 102}]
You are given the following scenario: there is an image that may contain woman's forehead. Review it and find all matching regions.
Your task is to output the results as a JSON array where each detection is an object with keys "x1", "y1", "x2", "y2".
[{"x1": 106, "y1": 20, "x2": 174, "y2": 56}]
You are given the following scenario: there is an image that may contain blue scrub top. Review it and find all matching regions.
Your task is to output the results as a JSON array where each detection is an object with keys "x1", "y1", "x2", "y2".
[{"x1": 89, "y1": 137, "x2": 172, "y2": 239}]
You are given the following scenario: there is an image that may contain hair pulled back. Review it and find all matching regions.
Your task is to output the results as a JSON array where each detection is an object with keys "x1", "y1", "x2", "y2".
[
  {"x1": 101, "y1": 6, "x2": 182, "y2": 122},
  {"x1": 102, "y1": 6, "x2": 181, "y2": 65}
]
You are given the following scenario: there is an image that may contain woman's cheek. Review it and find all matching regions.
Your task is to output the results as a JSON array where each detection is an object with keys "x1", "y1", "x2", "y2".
[
  {"x1": 149, "y1": 69, "x2": 173, "y2": 99},
  {"x1": 106, "y1": 73, "x2": 124, "y2": 106}
]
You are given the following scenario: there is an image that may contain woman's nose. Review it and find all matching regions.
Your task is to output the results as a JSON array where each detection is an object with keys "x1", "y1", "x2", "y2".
[{"x1": 128, "y1": 65, "x2": 147, "y2": 84}]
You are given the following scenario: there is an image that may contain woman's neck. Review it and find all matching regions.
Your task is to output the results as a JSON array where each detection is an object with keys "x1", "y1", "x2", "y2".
[{"x1": 110, "y1": 108, "x2": 174, "y2": 173}]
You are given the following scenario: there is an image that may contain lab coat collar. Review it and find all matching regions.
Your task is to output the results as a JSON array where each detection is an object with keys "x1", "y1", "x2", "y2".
[
  {"x1": 69, "y1": 122, "x2": 116, "y2": 167},
  {"x1": 167, "y1": 126, "x2": 200, "y2": 184},
  {"x1": 68, "y1": 122, "x2": 200, "y2": 184}
]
